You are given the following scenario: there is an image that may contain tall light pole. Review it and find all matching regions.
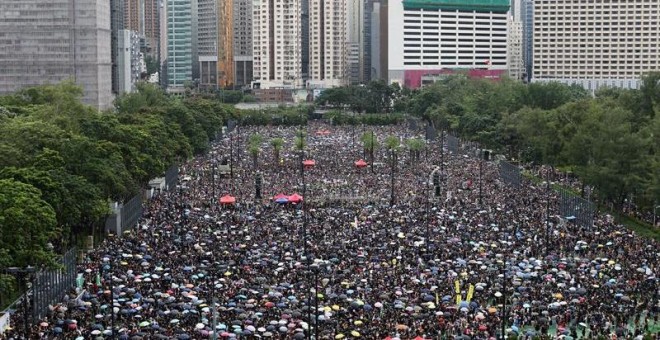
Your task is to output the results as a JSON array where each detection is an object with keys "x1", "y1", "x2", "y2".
[
  {"x1": 478, "y1": 158, "x2": 483, "y2": 205},
  {"x1": 6, "y1": 267, "x2": 35, "y2": 338}
]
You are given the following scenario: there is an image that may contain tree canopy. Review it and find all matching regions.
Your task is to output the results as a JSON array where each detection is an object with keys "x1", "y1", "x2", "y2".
[{"x1": 0, "y1": 81, "x2": 236, "y2": 267}]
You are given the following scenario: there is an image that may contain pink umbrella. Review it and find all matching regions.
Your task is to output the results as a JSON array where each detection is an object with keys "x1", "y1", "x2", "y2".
[
  {"x1": 288, "y1": 193, "x2": 303, "y2": 203},
  {"x1": 219, "y1": 195, "x2": 236, "y2": 205}
]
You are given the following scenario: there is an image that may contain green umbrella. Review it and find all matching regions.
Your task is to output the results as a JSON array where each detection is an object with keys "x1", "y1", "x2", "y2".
[{"x1": 139, "y1": 321, "x2": 150, "y2": 327}]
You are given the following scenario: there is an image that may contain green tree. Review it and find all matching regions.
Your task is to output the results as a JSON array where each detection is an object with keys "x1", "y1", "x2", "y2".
[
  {"x1": 405, "y1": 138, "x2": 425, "y2": 164},
  {"x1": 271, "y1": 137, "x2": 284, "y2": 164},
  {"x1": 0, "y1": 179, "x2": 60, "y2": 268},
  {"x1": 248, "y1": 133, "x2": 263, "y2": 168},
  {"x1": 361, "y1": 131, "x2": 378, "y2": 163}
]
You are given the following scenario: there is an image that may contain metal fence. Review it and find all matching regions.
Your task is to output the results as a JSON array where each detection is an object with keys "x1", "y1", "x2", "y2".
[
  {"x1": 165, "y1": 164, "x2": 179, "y2": 190},
  {"x1": 120, "y1": 195, "x2": 143, "y2": 232},
  {"x1": 558, "y1": 188, "x2": 595, "y2": 228},
  {"x1": 32, "y1": 248, "x2": 77, "y2": 320},
  {"x1": 499, "y1": 161, "x2": 522, "y2": 187},
  {"x1": 447, "y1": 134, "x2": 460, "y2": 153}
]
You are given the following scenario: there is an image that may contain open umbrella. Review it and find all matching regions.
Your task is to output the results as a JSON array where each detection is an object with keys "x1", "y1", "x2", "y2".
[
  {"x1": 303, "y1": 160, "x2": 316, "y2": 168},
  {"x1": 354, "y1": 159, "x2": 368, "y2": 168},
  {"x1": 288, "y1": 193, "x2": 303, "y2": 203},
  {"x1": 219, "y1": 195, "x2": 236, "y2": 205}
]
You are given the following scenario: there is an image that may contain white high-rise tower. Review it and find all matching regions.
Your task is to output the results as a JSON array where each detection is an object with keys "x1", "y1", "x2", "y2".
[
  {"x1": 308, "y1": 0, "x2": 349, "y2": 88},
  {"x1": 252, "y1": 0, "x2": 303, "y2": 89}
]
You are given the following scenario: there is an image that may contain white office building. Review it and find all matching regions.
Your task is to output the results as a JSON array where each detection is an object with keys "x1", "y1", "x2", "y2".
[
  {"x1": 252, "y1": 0, "x2": 303, "y2": 89},
  {"x1": 388, "y1": 0, "x2": 509, "y2": 88},
  {"x1": 532, "y1": 0, "x2": 660, "y2": 91}
]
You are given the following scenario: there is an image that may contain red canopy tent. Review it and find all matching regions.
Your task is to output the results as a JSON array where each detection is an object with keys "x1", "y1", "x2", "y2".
[
  {"x1": 219, "y1": 195, "x2": 236, "y2": 205},
  {"x1": 354, "y1": 159, "x2": 368, "y2": 168},
  {"x1": 288, "y1": 193, "x2": 303, "y2": 203},
  {"x1": 302, "y1": 159, "x2": 315, "y2": 168}
]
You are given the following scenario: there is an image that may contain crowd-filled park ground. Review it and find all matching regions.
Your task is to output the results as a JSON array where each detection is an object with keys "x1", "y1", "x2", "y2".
[{"x1": 3, "y1": 121, "x2": 657, "y2": 340}]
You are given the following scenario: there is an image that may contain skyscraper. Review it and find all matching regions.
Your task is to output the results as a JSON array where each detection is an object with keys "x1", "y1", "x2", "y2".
[
  {"x1": 521, "y1": 0, "x2": 533, "y2": 82},
  {"x1": 388, "y1": 0, "x2": 509, "y2": 88},
  {"x1": 507, "y1": 18, "x2": 524, "y2": 81},
  {"x1": 111, "y1": 0, "x2": 126, "y2": 95},
  {"x1": 0, "y1": 0, "x2": 113, "y2": 109},
  {"x1": 252, "y1": 0, "x2": 303, "y2": 89},
  {"x1": 198, "y1": 0, "x2": 234, "y2": 88},
  {"x1": 347, "y1": 0, "x2": 365, "y2": 84},
  {"x1": 308, "y1": 0, "x2": 349, "y2": 88},
  {"x1": 144, "y1": 0, "x2": 161, "y2": 58},
  {"x1": 532, "y1": 0, "x2": 660, "y2": 91},
  {"x1": 125, "y1": 0, "x2": 142, "y2": 32},
  {"x1": 166, "y1": 0, "x2": 194, "y2": 92},
  {"x1": 233, "y1": 0, "x2": 253, "y2": 87}
]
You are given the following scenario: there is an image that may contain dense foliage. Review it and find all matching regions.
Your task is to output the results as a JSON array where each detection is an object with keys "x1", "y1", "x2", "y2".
[
  {"x1": 0, "y1": 81, "x2": 234, "y2": 285},
  {"x1": 324, "y1": 75, "x2": 659, "y2": 212}
]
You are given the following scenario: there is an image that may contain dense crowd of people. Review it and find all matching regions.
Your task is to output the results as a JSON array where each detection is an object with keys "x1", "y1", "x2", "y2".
[{"x1": 3, "y1": 122, "x2": 658, "y2": 339}]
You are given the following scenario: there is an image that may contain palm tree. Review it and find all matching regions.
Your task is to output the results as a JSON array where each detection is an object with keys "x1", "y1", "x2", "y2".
[
  {"x1": 270, "y1": 137, "x2": 284, "y2": 164},
  {"x1": 405, "y1": 138, "x2": 425, "y2": 164},
  {"x1": 248, "y1": 133, "x2": 263, "y2": 168},
  {"x1": 361, "y1": 131, "x2": 378, "y2": 163},
  {"x1": 294, "y1": 128, "x2": 307, "y2": 152},
  {"x1": 248, "y1": 144, "x2": 260, "y2": 168}
]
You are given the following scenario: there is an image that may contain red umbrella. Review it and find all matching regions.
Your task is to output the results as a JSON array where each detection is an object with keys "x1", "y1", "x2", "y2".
[
  {"x1": 302, "y1": 159, "x2": 315, "y2": 167},
  {"x1": 273, "y1": 193, "x2": 288, "y2": 201},
  {"x1": 354, "y1": 159, "x2": 368, "y2": 168},
  {"x1": 478, "y1": 324, "x2": 487, "y2": 331},
  {"x1": 219, "y1": 195, "x2": 236, "y2": 205},
  {"x1": 288, "y1": 193, "x2": 303, "y2": 203}
]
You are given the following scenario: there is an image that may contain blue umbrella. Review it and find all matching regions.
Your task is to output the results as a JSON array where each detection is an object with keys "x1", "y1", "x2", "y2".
[{"x1": 276, "y1": 197, "x2": 289, "y2": 204}]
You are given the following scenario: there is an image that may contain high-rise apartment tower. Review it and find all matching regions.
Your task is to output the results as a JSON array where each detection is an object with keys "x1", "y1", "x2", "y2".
[{"x1": 533, "y1": 0, "x2": 660, "y2": 90}]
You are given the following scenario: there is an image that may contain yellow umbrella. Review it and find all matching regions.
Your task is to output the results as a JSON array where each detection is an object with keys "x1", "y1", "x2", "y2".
[
  {"x1": 353, "y1": 320, "x2": 363, "y2": 326},
  {"x1": 351, "y1": 330, "x2": 361, "y2": 337},
  {"x1": 323, "y1": 306, "x2": 332, "y2": 312},
  {"x1": 332, "y1": 305, "x2": 340, "y2": 311},
  {"x1": 488, "y1": 307, "x2": 497, "y2": 314},
  {"x1": 335, "y1": 334, "x2": 345, "y2": 339},
  {"x1": 554, "y1": 293, "x2": 563, "y2": 299},
  {"x1": 224, "y1": 271, "x2": 232, "y2": 276},
  {"x1": 120, "y1": 261, "x2": 128, "y2": 266},
  {"x1": 317, "y1": 293, "x2": 324, "y2": 299}
]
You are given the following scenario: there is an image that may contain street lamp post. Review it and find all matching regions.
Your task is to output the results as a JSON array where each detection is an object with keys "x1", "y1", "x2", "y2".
[
  {"x1": 545, "y1": 168, "x2": 551, "y2": 254},
  {"x1": 212, "y1": 160, "x2": 217, "y2": 199},
  {"x1": 100, "y1": 260, "x2": 115, "y2": 338},
  {"x1": 390, "y1": 149, "x2": 395, "y2": 206},
  {"x1": 6, "y1": 267, "x2": 35, "y2": 338},
  {"x1": 478, "y1": 158, "x2": 483, "y2": 205}
]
